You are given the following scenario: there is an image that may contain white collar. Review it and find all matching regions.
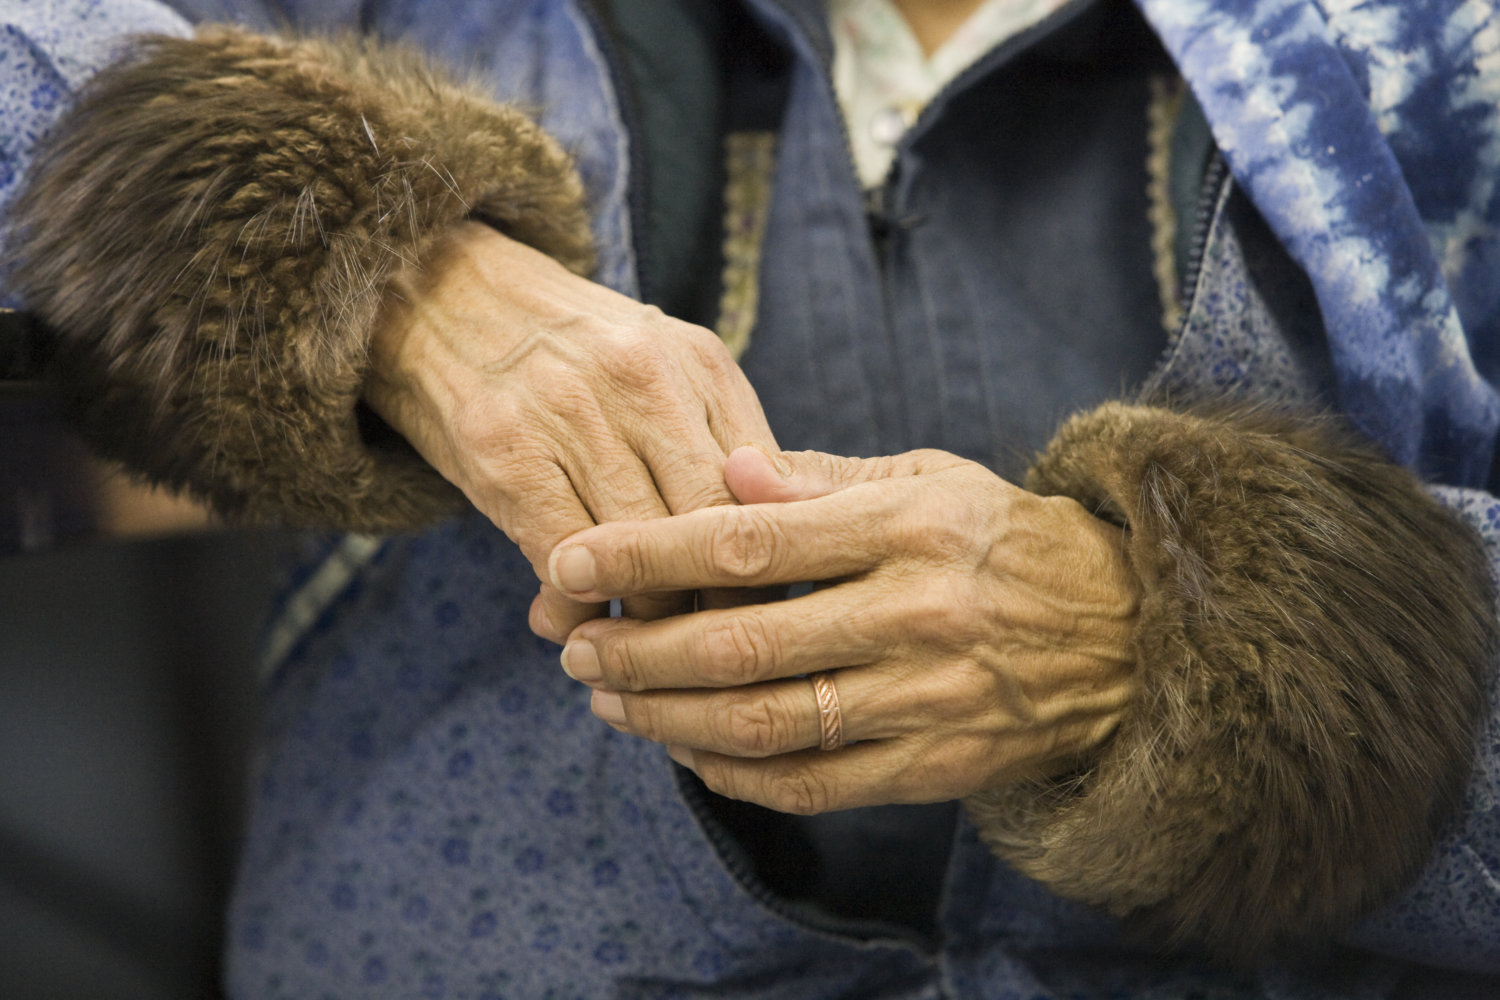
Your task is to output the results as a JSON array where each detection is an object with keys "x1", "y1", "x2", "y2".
[{"x1": 830, "y1": 0, "x2": 1070, "y2": 187}]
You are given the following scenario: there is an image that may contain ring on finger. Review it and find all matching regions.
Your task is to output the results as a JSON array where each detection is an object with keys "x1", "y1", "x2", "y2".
[{"x1": 811, "y1": 671, "x2": 844, "y2": 751}]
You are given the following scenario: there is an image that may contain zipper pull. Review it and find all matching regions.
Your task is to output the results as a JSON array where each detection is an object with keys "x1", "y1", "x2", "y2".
[{"x1": 863, "y1": 184, "x2": 923, "y2": 266}]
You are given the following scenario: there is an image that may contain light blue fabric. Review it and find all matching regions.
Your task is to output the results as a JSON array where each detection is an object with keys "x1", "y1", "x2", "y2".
[
  {"x1": 3, "y1": 0, "x2": 1500, "y2": 993},
  {"x1": 0, "y1": 0, "x2": 190, "y2": 304},
  {"x1": 1138, "y1": 0, "x2": 1500, "y2": 487}
]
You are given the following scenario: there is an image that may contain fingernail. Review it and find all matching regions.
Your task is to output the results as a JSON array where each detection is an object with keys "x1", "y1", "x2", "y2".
[
  {"x1": 529, "y1": 597, "x2": 557, "y2": 642},
  {"x1": 551, "y1": 544, "x2": 597, "y2": 594},
  {"x1": 560, "y1": 640, "x2": 603, "y2": 684},
  {"x1": 748, "y1": 443, "x2": 793, "y2": 478},
  {"x1": 591, "y1": 690, "x2": 627, "y2": 727}
]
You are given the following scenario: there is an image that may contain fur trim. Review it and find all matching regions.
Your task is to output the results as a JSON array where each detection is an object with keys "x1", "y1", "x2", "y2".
[
  {"x1": 10, "y1": 27, "x2": 595, "y2": 532},
  {"x1": 965, "y1": 402, "x2": 1495, "y2": 963}
]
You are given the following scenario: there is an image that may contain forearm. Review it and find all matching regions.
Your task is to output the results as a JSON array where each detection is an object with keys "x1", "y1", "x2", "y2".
[{"x1": 6, "y1": 24, "x2": 594, "y2": 532}]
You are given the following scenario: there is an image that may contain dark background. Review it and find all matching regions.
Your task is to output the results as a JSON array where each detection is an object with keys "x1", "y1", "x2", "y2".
[{"x1": 0, "y1": 531, "x2": 281, "y2": 999}]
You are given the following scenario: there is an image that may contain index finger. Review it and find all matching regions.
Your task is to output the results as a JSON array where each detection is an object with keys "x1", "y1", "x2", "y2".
[{"x1": 546, "y1": 491, "x2": 893, "y2": 600}]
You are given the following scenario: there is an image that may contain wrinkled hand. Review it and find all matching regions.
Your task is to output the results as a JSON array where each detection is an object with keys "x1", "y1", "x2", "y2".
[
  {"x1": 365, "y1": 222, "x2": 777, "y2": 630},
  {"x1": 548, "y1": 447, "x2": 1140, "y2": 813}
]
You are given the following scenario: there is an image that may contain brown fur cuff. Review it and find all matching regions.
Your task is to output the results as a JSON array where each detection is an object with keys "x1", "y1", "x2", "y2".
[
  {"x1": 10, "y1": 27, "x2": 595, "y2": 532},
  {"x1": 965, "y1": 403, "x2": 1495, "y2": 962}
]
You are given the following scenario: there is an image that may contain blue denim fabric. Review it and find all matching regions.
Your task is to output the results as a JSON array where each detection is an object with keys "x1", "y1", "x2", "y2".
[{"x1": 738, "y1": 0, "x2": 1165, "y2": 472}]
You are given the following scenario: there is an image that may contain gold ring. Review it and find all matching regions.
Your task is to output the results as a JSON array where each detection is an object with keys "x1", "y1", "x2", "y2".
[{"x1": 811, "y1": 671, "x2": 844, "y2": 751}]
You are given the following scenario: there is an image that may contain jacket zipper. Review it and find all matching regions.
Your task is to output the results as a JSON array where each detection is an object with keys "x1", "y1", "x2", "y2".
[
  {"x1": 838, "y1": 0, "x2": 1096, "y2": 265},
  {"x1": 1161, "y1": 148, "x2": 1230, "y2": 358}
]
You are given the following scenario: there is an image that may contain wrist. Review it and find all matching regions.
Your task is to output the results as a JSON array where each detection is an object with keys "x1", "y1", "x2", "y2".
[
  {"x1": 364, "y1": 222, "x2": 529, "y2": 489},
  {"x1": 10, "y1": 27, "x2": 590, "y2": 532},
  {"x1": 1035, "y1": 493, "x2": 1141, "y2": 771}
]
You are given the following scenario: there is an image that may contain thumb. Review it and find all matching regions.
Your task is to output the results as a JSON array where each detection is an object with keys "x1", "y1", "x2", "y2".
[{"x1": 724, "y1": 446, "x2": 935, "y2": 505}]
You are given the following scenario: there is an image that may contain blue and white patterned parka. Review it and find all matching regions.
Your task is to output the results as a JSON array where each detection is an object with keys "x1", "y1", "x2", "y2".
[{"x1": 4, "y1": 0, "x2": 1500, "y2": 996}]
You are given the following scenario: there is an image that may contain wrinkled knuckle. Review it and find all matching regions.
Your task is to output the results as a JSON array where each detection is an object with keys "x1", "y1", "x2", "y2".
[
  {"x1": 622, "y1": 696, "x2": 664, "y2": 741},
  {"x1": 648, "y1": 449, "x2": 734, "y2": 512},
  {"x1": 701, "y1": 616, "x2": 776, "y2": 684},
  {"x1": 683, "y1": 323, "x2": 735, "y2": 369},
  {"x1": 488, "y1": 455, "x2": 566, "y2": 519},
  {"x1": 708, "y1": 508, "x2": 780, "y2": 582},
  {"x1": 910, "y1": 447, "x2": 958, "y2": 469},
  {"x1": 600, "y1": 322, "x2": 672, "y2": 385},
  {"x1": 600, "y1": 640, "x2": 646, "y2": 692},
  {"x1": 767, "y1": 771, "x2": 836, "y2": 816},
  {"x1": 717, "y1": 700, "x2": 787, "y2": 757},
  {"x1": 603, "y1": 537, "x2": 655, "y2": 597},
  {"x1": 599, "y1": 475, "x2": 667, "y2": 520}
]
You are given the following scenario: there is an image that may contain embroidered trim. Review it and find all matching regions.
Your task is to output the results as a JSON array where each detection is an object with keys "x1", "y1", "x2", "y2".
[
  {"x1": 716, "y1": 130, "x2": 778, "y2": 360},
  {"x1": 1147, "y1": 74, "x2": 1186, "y2": 335}
]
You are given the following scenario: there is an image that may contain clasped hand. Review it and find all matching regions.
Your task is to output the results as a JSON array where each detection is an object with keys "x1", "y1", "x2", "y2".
[
  {"x1": 365, "y1": 225, "x2": 1138, "y2": 813},
  {"x1": 366, "y1": 222, "x2": 777, "y2": 630},
  {"x1": 547, "y1": 446, "x2": 1141, "y2": 814}
]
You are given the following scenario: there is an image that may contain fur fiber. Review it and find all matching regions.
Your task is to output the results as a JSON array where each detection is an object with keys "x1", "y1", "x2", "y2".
[
  {"x1": 965, "y1": 402, "x2": 1495, "y2": 964},
  {"x1": 10, "y1": 27, "x2": 595, "y2": 531}
]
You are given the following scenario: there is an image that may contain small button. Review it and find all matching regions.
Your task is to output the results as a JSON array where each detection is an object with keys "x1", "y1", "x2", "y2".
[{"x1": 869, "y1": 105, "x2": 912, "y2": 146}]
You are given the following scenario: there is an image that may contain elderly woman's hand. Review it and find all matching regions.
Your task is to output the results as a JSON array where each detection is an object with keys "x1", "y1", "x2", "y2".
[
  {"x1": 365, "y1": 222, "x2": 778, "y2": 631},
  {"x1": 547, "y1": 447, "x2": 1140, "y2": 813}
]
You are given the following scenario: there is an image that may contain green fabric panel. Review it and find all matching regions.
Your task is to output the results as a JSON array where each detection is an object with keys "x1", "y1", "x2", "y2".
[{"x1": 600, "y1": 0, "x2": 730, "y2": 324}]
